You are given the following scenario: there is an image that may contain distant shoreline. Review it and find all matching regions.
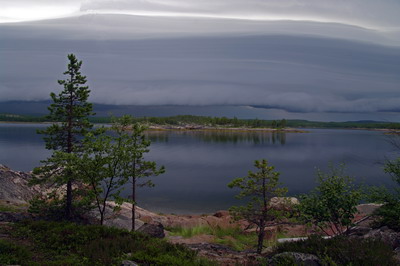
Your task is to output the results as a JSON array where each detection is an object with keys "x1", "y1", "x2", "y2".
[
  {"x1": 147, "y1": 125, "x2": 308, "y2": 133},
  {"x1": 2, "y1": 120, "x2": 400, "y2": 133}
]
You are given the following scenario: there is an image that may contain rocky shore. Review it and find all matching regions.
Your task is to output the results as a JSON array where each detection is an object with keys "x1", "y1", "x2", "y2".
[{"x1": 1, "y1": 164, "x2": 400, "y2": 265}]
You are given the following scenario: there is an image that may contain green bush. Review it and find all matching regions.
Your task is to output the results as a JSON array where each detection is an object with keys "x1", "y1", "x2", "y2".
[
  {"x1": 0, "y1": 239, "x2": 31, "y2": 265},
  {"x1": 274, "y1": 235, "x2": 396, "y2": 265},
  {"x1": 297, "y1": 165, "x2": 363, "y2": 236},
  {"x1": 372, "y1": 202, "x2": 400, "y2": 231},
  {"x1": 11, "y1": 220, "x2": 214, "y2": 265}
]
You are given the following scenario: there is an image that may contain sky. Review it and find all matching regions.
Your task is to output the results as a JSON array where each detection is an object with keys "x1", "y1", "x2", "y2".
[{"x1": 1, "y1": 0, "x2": 400, "y2": 121}]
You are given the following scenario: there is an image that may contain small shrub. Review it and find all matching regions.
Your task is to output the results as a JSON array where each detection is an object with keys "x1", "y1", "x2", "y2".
[
  {"x1": 11, "y1": 220, "x2": 213, "y2": 265},
  {"x1": 274, "y1": 235, "x2": 396, "y2": 265},
  {"x1": 0, "y1": 239, "x2": 31, "y2": 265},
  {"x1": 372, "y1": 202, "x2": 400, "y2": 231},
  {"x1": 297, "y1": 165, "x2": 363, "y2": 236}
]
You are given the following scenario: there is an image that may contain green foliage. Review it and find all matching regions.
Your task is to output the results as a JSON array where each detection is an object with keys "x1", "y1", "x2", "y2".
[
  {"x1": 367, "y1": 158, "x2": 400, "y2": 230},
  {"x1": 269, "y1": 253, "x2": 297, "y2": 266},
  {"x1": 72, "y1": 126, "x2": 129, "y2": 225},
  {"x1": 33, "y1": 54, "x2": 94, "y2": 220},
  {"x1": 0, "y1": 239, "x2": 31, "y2": 265},
  {"x1": 28, "y1": 191, "x2": 93, "y2": 222},
  {"x1": 274, "y1": 235, "x2": 397, "y2": 265},
  {"x1": 10, "y1": 220, "x2": 213, "y2": 265},
  {"x1": 385, "y1": 157, "x2": 400, "y2": 181},
  {"x1": 228, "y1": 159, "x2": 288, "y2": 253},
  {"x1": 297, "y1": 165, "x2": 363, "y2": 236},
  {"x1": 373, "y1": 203, "x2": 400, "y2": 231},
  {"x1": 38, "y1": 54, "x2": 94, "y2": 152},
  {"x1": 113, "y1": 115, "x2": 165, "y2": 230}
]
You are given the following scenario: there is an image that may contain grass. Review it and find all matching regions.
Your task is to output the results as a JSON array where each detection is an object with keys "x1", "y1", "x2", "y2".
[
  {"x1": 0, "y1": 202, "x2": 27, "y2": 212},
  {"x1": 168, "y1": 225, "x2": 259, "y2": 251},
  {"x1": 168, "y1": 225, "x2": 214, "y2": 238},
  {"x1": 1, "y1": 220, "x2": 215, "y2": 265}
]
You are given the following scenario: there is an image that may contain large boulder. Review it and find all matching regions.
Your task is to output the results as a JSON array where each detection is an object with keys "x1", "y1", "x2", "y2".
[
  {"x1": 137, "y1": 222, "x2": 165, "y2": 238},
  {"x1": 363, "y1": 226, "x2": 400, "y2": 249},
  {"x1": 187, "y1": 243, "x2": 261, "y2": 265}
]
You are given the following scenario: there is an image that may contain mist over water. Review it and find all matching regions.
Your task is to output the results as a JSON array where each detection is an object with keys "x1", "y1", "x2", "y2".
[{"x1": 0, "y1": 123, "x2": 395, "y2": 214}]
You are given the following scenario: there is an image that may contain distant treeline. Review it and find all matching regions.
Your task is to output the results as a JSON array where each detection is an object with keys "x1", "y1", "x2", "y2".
[{"x1": 1, "y1": 113, "x2": 400, "y2": 129}]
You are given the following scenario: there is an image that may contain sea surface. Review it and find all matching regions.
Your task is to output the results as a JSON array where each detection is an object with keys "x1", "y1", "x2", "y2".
[{"x1": 0, "y1": 123, "x2": 397, "y2": 214}]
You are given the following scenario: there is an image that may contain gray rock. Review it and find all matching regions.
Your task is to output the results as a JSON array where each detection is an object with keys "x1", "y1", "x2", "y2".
[
  {"x1": 103, "y1": 214, "x2": 144, "y2": 231},
  {"x1": 394, "y1": 247, "x2": 400, "y2": 264},
  {"x1": 0, "y1": 211, "x2": 32, "y2": 222},
  {"x1": 348, "y1": 226, "x2": 373, "y2": 236},
  {"x1": 137, "y1": 222, "x2": 165, "y2": 238},
  {"x1": 271, "y1": 252, "x2": 321, "y2": 266},
  {"x1": 364, "y1": 227, "x2": 400, "y2": 249},
  {"x1": 121, "y1": 260, "x2": 139, "y2": 266},
  {"x1": 0, "y1": 165, "x2": 36, "y2": 204}
]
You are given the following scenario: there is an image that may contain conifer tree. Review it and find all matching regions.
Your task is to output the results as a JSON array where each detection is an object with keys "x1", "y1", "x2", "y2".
[
  {"x1": 35, "y1": 54, "x2": 94, "y2": 219},
  {"x1": 114, "y1": 115, "x2": 165, "y2": 231},
  {"x1": 228, "y1": 159, "x2": 288, "y2": 254}
]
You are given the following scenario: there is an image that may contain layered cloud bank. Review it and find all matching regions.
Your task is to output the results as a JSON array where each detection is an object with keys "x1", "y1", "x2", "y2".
[{"x1": 1, "y1": 1, "x2": 400, "y2": 119}]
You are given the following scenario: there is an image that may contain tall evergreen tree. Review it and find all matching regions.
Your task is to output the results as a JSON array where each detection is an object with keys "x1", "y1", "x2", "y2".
[
  {"x1": 114, "y1": 115, "x2": 165, "y2": 231},
  {"x1": 36, "y1": 54, "x2": 94, "y2": 219}
]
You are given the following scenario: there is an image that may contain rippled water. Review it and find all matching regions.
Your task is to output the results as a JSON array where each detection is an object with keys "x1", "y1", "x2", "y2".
[{"x1": 0, "y1": 123, "x2": 396, "y2": 214}]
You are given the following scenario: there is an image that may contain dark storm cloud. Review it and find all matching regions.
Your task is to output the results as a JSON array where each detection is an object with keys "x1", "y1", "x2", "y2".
[
  {"x1": 1, "y1": 1, "x2": 400, "y2": 117},
  {"x1": 1, "y1": 31, "x2": 399, "y2": 113}
]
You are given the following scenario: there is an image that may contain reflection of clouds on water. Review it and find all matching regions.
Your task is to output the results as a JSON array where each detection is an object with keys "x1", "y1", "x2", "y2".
[
  {"x1": 148, "y1": 130, "x2": 287, "y2": 145},
  {"x1": 0, "y1": 124, "x2": 396, "y2": 214}
]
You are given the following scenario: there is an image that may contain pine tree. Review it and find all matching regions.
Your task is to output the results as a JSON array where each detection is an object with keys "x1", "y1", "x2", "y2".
[
  {"x1": 114, "y1": 115, "x2": 165, "y2": 231},
  {"x1": 35, "y1": 54, "x2": 94, "y2": 219},
  {"x1": 228, "y1": 159, "x2": 288, "y2": 254}
]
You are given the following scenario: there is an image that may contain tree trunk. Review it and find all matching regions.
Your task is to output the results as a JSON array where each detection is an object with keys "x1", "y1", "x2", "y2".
[
  {"x1": 66, "y1": 179, "x2": 72, "y2": 220},
  {"x1": 100, "y1": 212, "x2": 104, "y2": 225},
  {"x1": 131, "y1": 177, "x2": 136, "y2": 231},
  {"x1": 65, "y1": 89, "x2": 73, "y2": 220},
  {"x1": 257, "y1": 219, "x2": 266, "y2": 254}
]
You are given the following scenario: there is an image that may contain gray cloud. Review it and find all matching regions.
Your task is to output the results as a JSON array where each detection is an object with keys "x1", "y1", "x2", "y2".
[
  {"x1": 1, "y1": 2, "x2": 400, "y2": 119},
  {"x1": 2, "y1": 0, "x2": 400, "y2": 32},
  {"x1": 1, "y1": 32, "x2": 399, "y2": 114},
  {"x1": 80, "y1": 0, "x2": 400, "y2": 30}
]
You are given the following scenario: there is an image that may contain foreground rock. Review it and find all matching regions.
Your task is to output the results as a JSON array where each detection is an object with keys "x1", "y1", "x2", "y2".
[
  {"x1": 98, "y1": 201, "x2": 246, "y2": 232},
  {"x1": 270, "y1": 252, "x2": 321, "y2": 266},
  {"x1": 0, "y1": 165, "x2": 37, "y2": 205},
  {"x1": 187, "y1": 243, "x2": 261, "y2": 265},
  {"x1": 137, "y1": 222, "x2": 165, "y2": 238}
]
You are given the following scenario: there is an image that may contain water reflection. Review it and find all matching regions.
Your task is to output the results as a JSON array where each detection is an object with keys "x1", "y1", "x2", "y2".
[
  {"x1": 0, "y1": 124, "x2": 396, "y2": 214},
  {"x1": 147, "y1": 130, "x2": 287, "y2": 145}
]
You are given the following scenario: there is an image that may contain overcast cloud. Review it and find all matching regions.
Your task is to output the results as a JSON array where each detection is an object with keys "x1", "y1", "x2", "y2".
[{"x1": 1, "y1": 0, "x2": 400, "y2": 120}]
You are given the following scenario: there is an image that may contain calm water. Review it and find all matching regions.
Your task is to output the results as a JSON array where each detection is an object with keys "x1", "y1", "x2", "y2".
[{"x1": 0, "y1": 123, "x2": 396, "y2": 214}]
